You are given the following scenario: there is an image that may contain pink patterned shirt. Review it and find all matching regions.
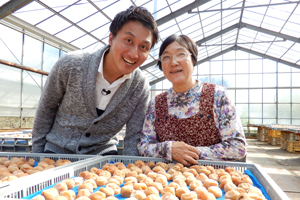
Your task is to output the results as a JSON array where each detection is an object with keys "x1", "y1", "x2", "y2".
[{"x1": 137, "y1": 81, "x2": 246, "y2": 161}]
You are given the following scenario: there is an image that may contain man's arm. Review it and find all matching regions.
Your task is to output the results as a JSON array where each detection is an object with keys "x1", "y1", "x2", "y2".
[
  {"x1": 123, "y1": 83, "x2": 150, "y2": 156},
  {"x1": 32, "y1": 57, "x2": 68, "y2": 153}
]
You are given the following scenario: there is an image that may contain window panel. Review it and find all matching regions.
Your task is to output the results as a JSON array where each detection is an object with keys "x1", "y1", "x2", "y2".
[
  {"x1": 249, "y1": 104, "x2": 262, "y2": 118},
  {"x1": 278, "y1": 89, "x2": 290, "y2": 103},
  {"x1": 39, "y1": 0, "x2": 79, "y2": 12},
  {"x1": 249, "y1": 74, "x2": 262, "y2": 88},
  {"x1": 236, "y1": 60, "x2": 248, "y2": 73},
  {"x1": 249, "y1": 89, "x2": 262, "y2": 103},
  {"x1": 0, "y1": 64, "x2": 21, "y2": 108},
  {"x1": 210, "y1": 75, "x2": 222, "y2": 85},
  {"x1": 223, "y1": 75, "x2": 235, "y2": 88},
  {"x1": 101, "y1": 0, "x2": 132, "y2": 19},
  {"x1": 90, "y1": 23, "x2": 110, "y2": 41},
  {"x1": 263, "y1": 119, "x2": 276, "y2": 124},
  {"x1": 249, "y1": 119, "x2": 262, "y2": 124},
  {"x1": 292, "y1": 73, "x2": 300, "y2": 87},
  {"x1": 13, "y1": 1, "x2": 53, "y2": 25},
  {"x1": 227, "y1": 90, "x2": 235, "y2": 105},
  {"x1": 43, "y1": 44, "x2": 59, "y2": 72},
  {"x1": 263, "y1": 74, "x2": 276, "y2": 87},
  {"x1": 249, "y1": 53, "x2": 261, "y2": 59},
  {"x1": 222, "y1": 51, "x2": 235, "y2": 60},
  {"x1": 37, "y1": 15, "x2": 72, "y2": 35},
  {"x1": 178, "y1": 15, "x2": 199, "y2": 30},
  {"x1": 292, "y1": 89, "x2": 300, "y2": 103},
  {"x1": 278, "y1": 73, "x2": 291, "y2": 87},
  {"x1": 263, "y1": 89, "x2": 276, "y2": 103},
  {"x1": 236, "y1": 50, "x2": 249, "y2": 60},
  {"x1": 236, "y1": 74, "x2": 248, "y2": 88},
  {"x1": 60, "y1": 0, "x2": 98, "y2": 23},
  {"x1": 223, "y1": 60, "x2": 235, "y2": 74},
  {"x1": 292, "y1": 119, "x2": 300, "y2": 125},
  {"x1": 197, "y1": 62, "x2": 209, "y2": 75},
  {"x1": 281, "y1": 22, "x2": 300, "y2": 38},
  {"x1": 22, "y1": 108, "x2": 37, "y2": 118},
  {"x1": 198, "y1": 76, "x2": 209, "y2": 83},
  {"x1": 55, "y1": 26, "x2": 86, "y2": 43},
  {"x1": 249, "y1": 59, "x2": 262, "y2": 73},
  {"x1": 241, "y1": 119, "x2": 249, "y2": 127},
  {"x1": 236, "y1": 89, "x2": 248, "y2": 103},
  {"x1": 292, "y1": 104, "x2": 300, "y2": 118},
  {"x1": 0, "y1": 24, "x2": 23, "y2": 64},
  {"x1": 236, "y1": 104, "x2": 248, "y2": 118},
  {"x1": 162, "y1": 79, "x2": 172, "y2": 89},
  {"x1": 278, "y1": 119, "x2": 291, "y2": 124},
  {"x1": 263, "y1": 104, "x2": 276, "y2": 118},
  {"x1": 78, "y1": 13, "x2": 110, "y2": 32},
  {"x1": 43, "y1": 76, "x2": 47, "y2": 87},
  {"x1": 278, "y1": 104, "x2": 290, "y2": 118},
  {"x1": 278, "y1": 63, "x2": 291, "y2": 72},
  {"x1": 263, "y1": 59, "x2": 276, "y2": 73},
  {"x1": 210, "y1": 61, "x2": 222, "y2": 74},
  {"x1": 61, "y1": 50, "x2": 67, "y2": 57},
  {"x1": 71, "y1": 35, "x2": 98, "y2": 49},
  {"x1": 22, "y1": 72, "x2": 41, "y2": 108},
  {"x1": 23, "y1": 35, "x2": 42, "y2": 70},
  {"x1": 0, "y1": 107, "x2": 20, "y2": 117}
]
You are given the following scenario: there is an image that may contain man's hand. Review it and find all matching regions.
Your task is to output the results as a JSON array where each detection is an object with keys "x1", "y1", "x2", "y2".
[{"x1": 172, "y1": 141, "x2": 199, "y2": 166}]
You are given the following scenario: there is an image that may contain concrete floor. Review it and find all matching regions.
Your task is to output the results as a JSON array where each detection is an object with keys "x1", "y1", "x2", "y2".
[{"x1": 246, "y1": 139, "x2": 300, "y2": 200}]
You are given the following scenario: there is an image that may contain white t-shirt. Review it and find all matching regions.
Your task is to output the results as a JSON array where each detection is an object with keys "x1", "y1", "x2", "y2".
[{"x1": 95, "y1": 49, "x2": 131, "y2": 110}]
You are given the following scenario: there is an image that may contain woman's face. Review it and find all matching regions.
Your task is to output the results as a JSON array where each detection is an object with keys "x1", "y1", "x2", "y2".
[{"x1": 161, "y1": 42, "x2": 194, "y2": 91}]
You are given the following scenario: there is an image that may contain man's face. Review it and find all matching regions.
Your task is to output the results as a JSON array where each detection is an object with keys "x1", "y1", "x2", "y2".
[{"x1": 108, "y1": 20, "x2": 153, "y2": 76}]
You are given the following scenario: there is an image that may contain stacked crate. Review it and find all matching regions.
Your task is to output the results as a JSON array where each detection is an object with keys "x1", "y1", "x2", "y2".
[
  {"x1": 280, "y1": 132, "x2": 287, "y2": 150},
  {"x1": 247, "y1": 124, "x2": 260, "y2": 139},
  {"x1": 285, "y1": 128, "x2": 300, "y2": 153},
  {"x1": 0, "y1": 132, "x2": 32, "y2": 152},
  {"x1": 267, "y1": 127, "x2": 281, "y2": 146},
  {"x1": 259, "y1": 126, "x2": 268, "y2": 142},
  {"x1": 0, "y1": 155, "x2": 290, "y2": 200}
]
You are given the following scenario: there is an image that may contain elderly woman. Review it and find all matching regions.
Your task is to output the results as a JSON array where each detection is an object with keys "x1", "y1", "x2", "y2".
[{"x1": 138, "y1": 34, "x2": 246, "y2": 166}]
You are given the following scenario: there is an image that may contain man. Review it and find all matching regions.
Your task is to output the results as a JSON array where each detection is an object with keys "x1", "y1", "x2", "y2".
[{"x1": 32, "y1": 6, "x2": 159, "y2": 156}]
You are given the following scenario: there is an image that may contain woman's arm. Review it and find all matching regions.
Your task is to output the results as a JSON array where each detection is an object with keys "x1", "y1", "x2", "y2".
[
  {"x1": 137, "y1": 98, "x2": 173, "y2": 161},
  {"x1": 196, "y1": 86, "x2": 247, "y2": 160}
]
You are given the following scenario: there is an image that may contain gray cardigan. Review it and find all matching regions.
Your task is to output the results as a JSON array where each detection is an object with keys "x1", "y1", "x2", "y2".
[{"x1": 32, "y1": 45, "x2": 150, "y2": 155}]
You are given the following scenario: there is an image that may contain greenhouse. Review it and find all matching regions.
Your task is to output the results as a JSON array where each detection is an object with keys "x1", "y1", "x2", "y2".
[{"x1": 0, "y1": 0, "x2": 300, "y2": 199}]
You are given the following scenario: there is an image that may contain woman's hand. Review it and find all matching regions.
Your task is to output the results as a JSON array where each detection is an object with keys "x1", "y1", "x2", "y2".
[{"x1": 171, "y1": 141, "x2": 199, "y2": 166}]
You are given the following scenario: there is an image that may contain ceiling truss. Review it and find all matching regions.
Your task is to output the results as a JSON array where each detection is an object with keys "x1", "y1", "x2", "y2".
[{"x1": 0, "y1": 0, "x2": 299, "y2": 86}]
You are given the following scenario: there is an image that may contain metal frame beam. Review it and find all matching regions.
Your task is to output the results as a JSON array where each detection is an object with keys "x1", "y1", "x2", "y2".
[
  {"x1": 196, "y1": 46, "x2": 236, "y2": 65},
  {"x1": 156, "y1": 0, "x2": 211, "y2": 26},
  {"x1": 146, "y1": 20, "x2": 300, "y2": 84},
  {"x1": 196, "y1": 23, "x2": 239, "y2": 46},
  {"x1": 140, "y1": 60, "x2": 157, "y2": 70},
  {"x1": 0, "y1": 0, "x2": 34, "y2": 19},
  {"x1": 143, "y1": 24, "x2": 239, "y2": 71},
  {"x1": 0, "y1": 59, "x2": 49, "y2": 75},
  {"x1": 150, "y1": 76, "x2": 166, "y2": 86},
  {"x1": 241, "y1": 22, "x2": 300, "y2": 43},
  {"x1": 1, "y1": 15, "x2": 80, "y2": 51},
  {"x1": 236, "y1": 46, "x2": 300, "y2": 69},
  {"x1": 35, "y1": 0, "x2": 106, "y2": 46},
  {"x1": 188, "y1": 1, "x2": 300, "y2": 13}
]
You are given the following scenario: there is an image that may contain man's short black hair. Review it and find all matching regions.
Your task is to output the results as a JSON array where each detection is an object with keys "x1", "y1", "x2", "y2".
[
  {"x1": 110, "y1": 6, "x2": 159, "y2": 49},
  {"x1": 157, "y1": 34, "x2": 198, "y2": 71}
]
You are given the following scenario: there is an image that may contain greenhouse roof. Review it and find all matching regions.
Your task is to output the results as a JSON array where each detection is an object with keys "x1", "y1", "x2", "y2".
[{"x1": 1, "y1": 0, "x2": 300, "y2": 85}]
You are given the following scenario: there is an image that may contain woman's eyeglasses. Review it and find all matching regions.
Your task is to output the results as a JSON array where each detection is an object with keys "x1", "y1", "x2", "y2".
[{"x1": 159, "y1": 52, "x2": 192, "y2": 63}]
